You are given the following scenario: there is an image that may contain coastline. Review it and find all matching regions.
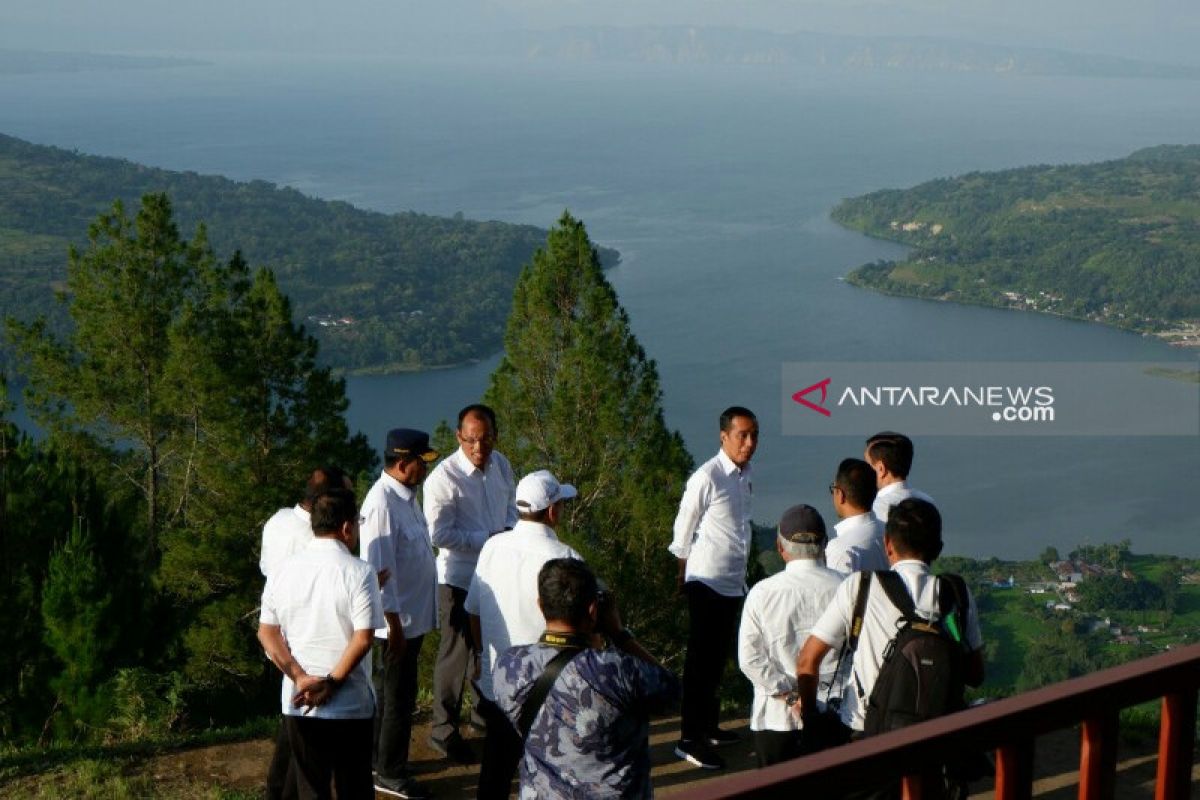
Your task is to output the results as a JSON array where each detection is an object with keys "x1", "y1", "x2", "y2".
[{"x1": 833, "y1": 222, "x2": 1200, "y2": 350}]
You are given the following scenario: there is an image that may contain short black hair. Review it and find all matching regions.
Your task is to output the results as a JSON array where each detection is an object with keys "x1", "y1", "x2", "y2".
[
  {"x1": 834, "y1": 457, "x2": 877, "y2": 511},
  {"x1": 304, "y1": 465, "x2": 348, "y2": 505},
  {"x1": 865, "y1": 431, "x2": 914, "y2": 479},
  {"x1": 458, "y1": 403, "x2": 498, "y2": 433},
  {"x1": 537, "y1": 558, "x2": 597, "y2": 627},
  {"x1": 719, "y1": 406, "x2": 757, "y2": 432},
  {"x1": 885, "y1": 498, "x2": 943, "y2": 563},
  {"x1": 311, "y1": 487, "x2": 358, "y2": 536}
]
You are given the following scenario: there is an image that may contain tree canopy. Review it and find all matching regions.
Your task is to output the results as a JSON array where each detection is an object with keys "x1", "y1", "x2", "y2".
[
  {"x1": 5, "y1": 194, "x2": 374, "y2": 739},
  {"x1": 484, "y1": 212, "x2": 694, "y2": 658}
]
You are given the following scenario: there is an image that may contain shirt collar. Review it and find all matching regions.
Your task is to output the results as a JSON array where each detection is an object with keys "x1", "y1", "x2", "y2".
[
  {"x1": 512, "y1": 519, "x2": 561, "y2": 541},
  {"x1": 835, "y1": 511, "x2": 875, "y2": 534},
  {"x1": 452, "y1": 447, "x2": 487, "y2": 477},
  {"x1": 716, "y1": 449, "x2": 751, "y2": 477},
  {"x1": 307, "y1": 537, "x2": 351, "y2": 555},
  {"x1": 293, "y1": 504, "x2": 311, "y2": 521},
  {"x1": 380, "y1": 469, "x2": 416, "y2": 501},
  {"x1": 892, "y1": 558, "x2": 930, "y2": 573},
  {"x1": 784, "y1": 558, "x2": 822, "y2": 574},
  {"x1": 877, "y1": 480, "x2": 909, "y2": 497}
]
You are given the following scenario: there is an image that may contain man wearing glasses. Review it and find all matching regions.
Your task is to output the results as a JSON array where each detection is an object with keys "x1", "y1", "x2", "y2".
[{"x1": 423, "y1": 404, "x2": 518, "y2": 763}]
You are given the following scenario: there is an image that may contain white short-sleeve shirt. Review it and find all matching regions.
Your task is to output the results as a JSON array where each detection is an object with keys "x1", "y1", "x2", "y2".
[
  {"x1": 259, "y1": 504, "x2": 312, "y2": 578},
  {"x1": 464, "y1": 520, "x2": 582, "y2": 701},
  {"x1": 260, "y1": 537, "x2": 386, "y2": 719},
  {"x1": 809, "y1": 559, "x2": 982, "y2": 731}
]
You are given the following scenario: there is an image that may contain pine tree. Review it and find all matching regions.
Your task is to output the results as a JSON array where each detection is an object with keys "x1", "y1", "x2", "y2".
[
  {"x1": 485, "y1": 212, "x2": 693, "y2": 657},
  {"x1": 41, "y1": 519, "x2": 117, "y2": 738},
  {"x1": 9, "y1": 194, "x2": 375, "y2": 720}
]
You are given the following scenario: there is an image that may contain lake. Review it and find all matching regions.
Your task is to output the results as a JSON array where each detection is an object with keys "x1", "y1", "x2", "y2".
[{"x1": 1, "y1": 53, "x2": 1197, "y2": 558}]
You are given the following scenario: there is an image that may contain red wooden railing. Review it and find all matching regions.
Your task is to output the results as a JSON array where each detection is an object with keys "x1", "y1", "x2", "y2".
[{"x1": 686, "y1": 643, "x2": 1200, "y2": 800}]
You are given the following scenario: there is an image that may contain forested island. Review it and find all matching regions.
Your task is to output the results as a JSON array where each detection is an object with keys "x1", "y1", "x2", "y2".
[
  {"x1": 832, "y1": 145, "x2": 1200, "y2": 347},
  {"x1": 0, "y1": 133, "x2": 617, "y2": 373}
]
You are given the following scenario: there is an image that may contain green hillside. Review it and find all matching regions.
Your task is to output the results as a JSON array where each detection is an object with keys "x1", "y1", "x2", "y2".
[
  {"x1": 0, "y1": 133, "x2": 617, "y2": 373},
  {"x1": 831, "y1": 145, "x2": 1200, "y2": 346}
]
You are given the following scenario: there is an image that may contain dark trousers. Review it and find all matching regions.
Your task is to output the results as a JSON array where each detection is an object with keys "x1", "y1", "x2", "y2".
[
  {"x1": 266, "y1": 719, "x2": 297, "y2": 799},
  {"x1": 476, "y1": 695, "x2": 522, "y2": 800},
  {"x1": 680, "y1": 580, "x2": 743, "y2": 741},
  {"x1": 284, "y1": 715, "x2": 374, "y2": 800},
  {"x1": 753, "y1": 730, "x2": 805, "y2": 768},
  {"x1": 373, "y1": 633, "x2": 424, "y2": 779},
  {"x1": 432, "y1": 583, "x2": 482, "y2": 740}
]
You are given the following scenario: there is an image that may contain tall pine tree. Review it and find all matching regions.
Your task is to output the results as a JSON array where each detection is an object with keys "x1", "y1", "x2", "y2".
[
  {"x1": 9, "y1": 194, "x2": 374, "y2": 724},
  {"x1": 485, "y1": 212, "x2": 693, "y2": 657}
]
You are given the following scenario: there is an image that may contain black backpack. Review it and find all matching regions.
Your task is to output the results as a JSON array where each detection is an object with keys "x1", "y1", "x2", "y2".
[{"x1": 859, "y1": 570, "x2": 969, "y2": 736}]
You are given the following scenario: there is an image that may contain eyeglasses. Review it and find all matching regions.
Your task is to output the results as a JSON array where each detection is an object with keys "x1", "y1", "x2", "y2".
[
  {"x1": 828, "y1": 482, "x2": 838, "y2": 495},
  {"x1": 460, "y1": 435, "x2": 495, "y2": 447}
]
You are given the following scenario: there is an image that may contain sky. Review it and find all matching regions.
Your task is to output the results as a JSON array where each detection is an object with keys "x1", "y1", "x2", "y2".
[{"x1": 4, "y1": 0, "x2": 1200, "y2": 66}]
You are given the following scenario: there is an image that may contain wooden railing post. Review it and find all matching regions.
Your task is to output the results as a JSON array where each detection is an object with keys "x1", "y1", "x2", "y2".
[
  {"x1": 1155, "y1": 689, "x2": 1198, "y2": 800},
  {"x1": 995, "y1": 740, "x2": 1035, "y2": 800},
  {"x1": 1079, "y1": 711, "x2": 1119, "y2": 800}
]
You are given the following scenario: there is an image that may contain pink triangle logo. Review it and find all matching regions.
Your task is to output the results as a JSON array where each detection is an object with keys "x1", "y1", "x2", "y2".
[{"x1": 792, "y1": 378, "x2": 833, "y2": 417}]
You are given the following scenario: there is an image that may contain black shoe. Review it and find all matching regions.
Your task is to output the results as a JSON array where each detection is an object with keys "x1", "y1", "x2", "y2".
[
  {"x1": 429, "y1": 732, "x2": 477, "y2": 765},
  {"x1": 707, "y1": 727, "x2": 740, "y2": 747},
  {"x1": 674, "y1": 739, "x2": 725, "y2": 770},
  {"x1": 374, "y1": 773, "x2": 432, "y2": 800}
]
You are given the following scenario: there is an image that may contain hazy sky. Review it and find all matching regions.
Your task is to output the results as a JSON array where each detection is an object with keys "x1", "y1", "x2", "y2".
[{"x1": 5, "y1": 0, "x2": 1200, "y2": 65}]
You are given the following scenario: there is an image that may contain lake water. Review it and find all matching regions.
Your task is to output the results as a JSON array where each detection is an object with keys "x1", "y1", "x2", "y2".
[{"x1": 1, "y1": 53, "x2": 1197, "y2": 558}]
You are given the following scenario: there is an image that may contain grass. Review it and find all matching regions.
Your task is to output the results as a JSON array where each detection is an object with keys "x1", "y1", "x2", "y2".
[
  {"x1": 979, "y1": 590, "x2": 1053, "y2": 689},
  {"x1": 0, "y1": 716, "x2": 277, "y2": 783}
]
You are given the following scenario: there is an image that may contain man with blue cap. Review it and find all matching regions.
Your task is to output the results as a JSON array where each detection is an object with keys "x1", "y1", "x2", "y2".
[{"x1": 360, "y1": 429, "x2": 440, "y2": 799}]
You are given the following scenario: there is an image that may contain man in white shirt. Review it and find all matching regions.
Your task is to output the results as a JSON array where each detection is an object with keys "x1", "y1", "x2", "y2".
[
  {"x1": 825, "y1": 458, "x2": 888, "y2": 575},
  {"x1": 737, "y1": 504, "x2": 844, "y2": 767},
  {"x1": 260, "y1": 466, "x2": 348, "y2": 579},
  {"x1": 359, "y1": 429, "x2": 440, "y2": 800},
  {"x1": 261, "y1": 465, "x2": 355, "y2": 800},
  {"x1": 258, "y1": 487, "x2": 385, "y2": 800},
  {"x1": 796, "y1": 498, "x2": 984, "y2": 740},
  {"x1": 865, "y1": 431, "x2": 934, "y2": 523},
  {"x1": 465, "y1": 469, "x2": 581, "y2": 800},
  {"x1": 668, "y1": 405, "x2": 758, "y2": 770},
  {"x1": 423, "y1": 404, "x2": 518, "y2": 761}
]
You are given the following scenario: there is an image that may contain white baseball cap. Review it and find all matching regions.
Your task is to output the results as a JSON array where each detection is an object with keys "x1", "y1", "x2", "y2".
[{"x1": 515, "y1": 470, "x2": 578, "y2": 513}]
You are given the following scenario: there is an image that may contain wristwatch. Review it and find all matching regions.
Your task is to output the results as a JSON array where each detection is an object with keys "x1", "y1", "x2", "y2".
[
  {"x1": 323, "y1": 673, "x2": 344, "y2": 689},
  {"x1": 783, "y1": 691, "x2": 800, "y2": 707}
]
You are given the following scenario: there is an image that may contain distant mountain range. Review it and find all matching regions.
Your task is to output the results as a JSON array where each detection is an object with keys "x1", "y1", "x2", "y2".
[
  {"x1": 481, "y1": 26, "x2": 1200, "y2": 81},
  {"x1": 0, "y1": 49, "x2": 206, "y2": 75}
]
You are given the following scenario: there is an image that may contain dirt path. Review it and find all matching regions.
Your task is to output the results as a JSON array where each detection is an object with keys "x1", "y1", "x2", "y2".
[{"x1": 19, "y1": 715, "x2": 1199, "y2": 798}]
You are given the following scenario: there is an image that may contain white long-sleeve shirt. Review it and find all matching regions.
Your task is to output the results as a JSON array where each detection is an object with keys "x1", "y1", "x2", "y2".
[
  {"x1": 423, "y1": 448, "x2": 518, "y2": 589},
  {"x1": 738, "y1": 559, "x2": 845, "y2": 731},
  {"x1": 825, "y1": 512, "x2": 888, "y2": 575},
  {"x1": 872, "y1": 481, "x2": 934, "y2": 523},
  {"x1": 668, "y1": 450, "x2": 752, "y2": 597},
  {"x1": 359, "y1": 470, "x2": 438, "y2": 639}
]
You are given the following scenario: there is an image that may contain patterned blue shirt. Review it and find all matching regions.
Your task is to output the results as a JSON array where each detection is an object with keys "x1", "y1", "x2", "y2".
[{"x1": 494, "y1": 643, "x2": 680, "y2": 799}]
